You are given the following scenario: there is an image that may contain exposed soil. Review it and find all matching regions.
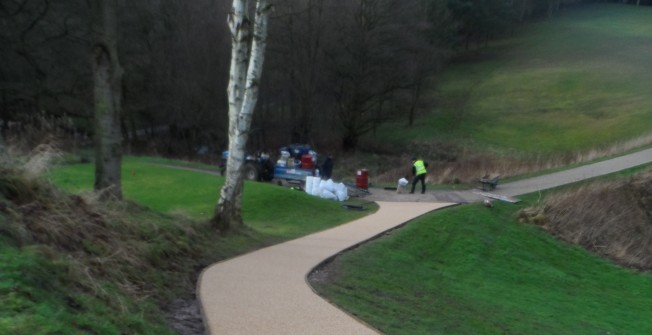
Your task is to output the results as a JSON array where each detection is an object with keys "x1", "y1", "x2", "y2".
[
  {"x1": 165, "y1": 299, "x2": 205, "y2": 335},
  {"x1": 309, "y1": 255, "x2": 344, "y2": 286}
]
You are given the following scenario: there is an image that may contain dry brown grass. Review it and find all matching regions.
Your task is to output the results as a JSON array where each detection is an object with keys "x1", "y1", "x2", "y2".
[
  {"x1": 517, "y1": 170, "x2": 652, "y2": 271},
  {"x1": 339, "y1": 150, "x2": 567, "y2": 185},
  {"x1": 0, "y1": 145, "x2": 209, "y2": 304},
  {"x1": 352, "y1": 133, "x2": 652, "y2": 186}
]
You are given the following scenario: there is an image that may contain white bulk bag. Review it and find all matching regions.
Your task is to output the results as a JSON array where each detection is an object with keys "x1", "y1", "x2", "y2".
[
  {"x1": 320, "y1": 189, "x2": 337, "y2": 200},
  {"x1": 305, "y1": 176, "x2": 314, "y2": 196},
  {"x1": 335, "y1": 182, "x2": 348, "y2": 202}
]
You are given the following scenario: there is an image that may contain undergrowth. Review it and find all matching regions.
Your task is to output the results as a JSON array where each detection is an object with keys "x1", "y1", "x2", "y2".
[
  {"x1": 1, "y1": 145, "x2": 374, "y2": 334},
  {"x1": 0, "y1": 147, "x2": 268, "y2": 334}
]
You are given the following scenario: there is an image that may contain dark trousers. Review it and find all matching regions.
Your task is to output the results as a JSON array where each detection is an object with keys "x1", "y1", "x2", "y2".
[{"x1": 411, "y1": 174, "x2": 426, "y2": 194}]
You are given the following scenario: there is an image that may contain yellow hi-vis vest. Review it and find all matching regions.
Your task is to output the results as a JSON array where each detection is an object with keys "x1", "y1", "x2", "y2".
[{"x1": 414, "y1": 160, "x2": 427, "y2": 175}]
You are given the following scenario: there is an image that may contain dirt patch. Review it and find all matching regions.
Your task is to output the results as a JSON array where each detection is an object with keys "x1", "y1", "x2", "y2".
[
  {"x1": 165, "y1": 299, "x2": 205, "y2": 335},
  {"x1": 309, "y1": 256, "x2": 344, "y2": 286}
]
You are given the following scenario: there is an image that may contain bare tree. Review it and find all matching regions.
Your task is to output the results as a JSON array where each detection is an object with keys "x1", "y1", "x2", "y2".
[
  {"x1": 91, "y1": 0, "x2": 123, "y2": 199},
  {"x1": 0, "y1": 1, "x2": 92, "y2": 142},
  {"x1": 270, "y1": 0, "x2": 325, "y2": 143},
  {"x1": 322, "y1": 0, "x2": 438, "y2": 150},
  {"x1": 212, "y1": 0, "x2": 271, "y2": 231}
]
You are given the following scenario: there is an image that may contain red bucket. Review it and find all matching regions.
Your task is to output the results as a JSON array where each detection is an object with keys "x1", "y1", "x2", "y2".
[{"x1": 356, "y1": 169, "x2": 368, "y2": 190}]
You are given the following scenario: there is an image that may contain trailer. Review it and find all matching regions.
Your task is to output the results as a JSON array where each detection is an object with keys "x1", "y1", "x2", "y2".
[{"x1": 221, "y1": 144, "x2": 319, "y2": 182}]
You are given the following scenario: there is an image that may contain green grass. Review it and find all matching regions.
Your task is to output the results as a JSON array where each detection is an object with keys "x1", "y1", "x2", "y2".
[
  {"x1": 49, "y1": 156, "x2": 374, "y2": 239},
  {"x1": 0, "y1": 238, "x2": 173, "y2": 335},
  {"x1": 0, "y1": 155, "x2": 375, "y2": 334},
  {"x1": 372, "y1": 4, "x2": 652, "y2": 156},
  {"x1": 313, "y1": 169, "x2": 652, "y2": 334}
]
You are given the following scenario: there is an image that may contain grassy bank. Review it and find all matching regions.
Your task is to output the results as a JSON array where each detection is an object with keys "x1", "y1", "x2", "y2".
[
  {"x1": 1, "y1": 155, "x2": 374, "y2": 334},
  {"x1": 311, "y1": 168, "x2": 652, "y2": 334},
  {"x1": 50, "y1": 156, "x2": 371, "y2": 239},
  {"x1": 369, "y1": 3, "x2": 652, "y2": 160}
]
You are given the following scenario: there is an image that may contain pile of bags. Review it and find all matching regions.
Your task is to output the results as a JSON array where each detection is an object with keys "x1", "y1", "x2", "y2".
[{"x1": 305, "y1": 176, "x2": 348, "y2": 202}]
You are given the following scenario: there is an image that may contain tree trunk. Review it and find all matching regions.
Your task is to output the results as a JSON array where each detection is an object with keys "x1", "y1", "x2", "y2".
[
  {"x1": 212, "y1": 0, "x2": 271, "y2": 232},
  {"x1": 1, "y1": 90, "x2": 7, "y2": 141},
  {"x1": 408, "y1": 80, "x2": 422, "y2": 127},
  {"x1": 342, "y1": 129, "x2": 358, "y2": 151},
  {"x1": 91, "y1": 0, "x2": 123, "y2": 200},
  {"x1": 519, "y1": 0, "x2": 528, "y2": 22},
  {"x1": 547, "y1": 0, "x2": 555, "y2": 18}
]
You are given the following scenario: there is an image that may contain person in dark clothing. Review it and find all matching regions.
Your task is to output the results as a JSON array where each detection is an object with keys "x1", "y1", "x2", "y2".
[
  {"x1": 321, "y1": 155, "x2": 333, "y2": 180},
  {"x1": 410, "y1": 157, "x2": 428, "y2": 194}
]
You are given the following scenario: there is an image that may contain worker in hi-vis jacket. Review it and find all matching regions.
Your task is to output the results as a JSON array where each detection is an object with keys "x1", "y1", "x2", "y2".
[{"x1": 410, "y1": 157, "x2": 428, "y2": 194}]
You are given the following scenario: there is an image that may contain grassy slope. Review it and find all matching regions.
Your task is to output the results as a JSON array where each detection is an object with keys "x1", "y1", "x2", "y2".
[
  {"x1": 0, "y1": 239, "x2": 172, "y2": 335},
  {"x1": 50, "y1": 156, "x2": 372, "y2": 239},
  {"x1": 314, "y1": 196, "x2": 652, "y2": 335},
  {"x1": 374, "y1": 4, "x2": 652, "y2": 156},
  {"x1": 0, "y1": 156, "x2": 373, "y2": 334}
]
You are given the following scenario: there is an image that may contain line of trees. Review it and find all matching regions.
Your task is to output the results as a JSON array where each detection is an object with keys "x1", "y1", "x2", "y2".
[{"x1": 0, "y1": 0, "x2": 637, "y2": 156}]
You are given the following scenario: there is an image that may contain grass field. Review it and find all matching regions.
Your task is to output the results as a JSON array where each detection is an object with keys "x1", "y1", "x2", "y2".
[
  {"x1": 0, "y1": 238, "x2": 173, "y2": 335},
  {"x1": 0, "y1": 155, "x2": 374, "y2": 334},
  {"x1": 49, "y1": 156, "x2": 374, "y2": 239},
  {"x1": 373, "y1": 4, "x2": 652, "y2": 157},
  {"x1": 5, "y1": 3, "x2": 652, "y2": 334},
  {"x1": 312, "y1": 188, "x2": 652, "y2": 335}
]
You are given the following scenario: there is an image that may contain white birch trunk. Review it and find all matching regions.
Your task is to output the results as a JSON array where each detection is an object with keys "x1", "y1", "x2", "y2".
[{"x1": 213, "y1": 0, "x2": 271, "y2": 231}]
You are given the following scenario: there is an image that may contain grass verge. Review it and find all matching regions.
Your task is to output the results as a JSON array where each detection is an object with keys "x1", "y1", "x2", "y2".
[
  {"x1": 1, "y1": 154, "x2": 374, "y2": 334},
  {"x1": 311, "y1": 167, "x2": 652, "y2": 335}
]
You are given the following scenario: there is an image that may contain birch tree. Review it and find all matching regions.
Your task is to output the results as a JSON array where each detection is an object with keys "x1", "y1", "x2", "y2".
[
  {"x1": 212, "y1": 0, "x2": 271, "y2": 231},
  {"x1": 91, "y1": 0, "x2": 123, "y2": 199}
]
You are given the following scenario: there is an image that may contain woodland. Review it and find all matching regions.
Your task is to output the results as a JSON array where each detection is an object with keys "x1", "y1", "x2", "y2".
[{"x1": 3, "y1": 0, "x2": 640, "y2": 156}]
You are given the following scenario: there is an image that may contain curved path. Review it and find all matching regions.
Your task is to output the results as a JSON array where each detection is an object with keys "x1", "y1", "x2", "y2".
[
  {"x1": 198, "y1": 201, "x2": 455, "y2": 334},
  {"x1": 197, "y1": 147, "x2": 652, "y2": 334}
]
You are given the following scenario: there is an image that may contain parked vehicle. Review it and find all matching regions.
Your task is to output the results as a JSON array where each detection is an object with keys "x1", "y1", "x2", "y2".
[{"x1": 220, "y1": 144, "x2": 318, "y2": 182}]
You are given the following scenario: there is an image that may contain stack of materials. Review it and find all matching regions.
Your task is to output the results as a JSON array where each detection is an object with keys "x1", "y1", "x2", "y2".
[{"x1": 305, "y1": 177, "x2": 348, "y2": 202}]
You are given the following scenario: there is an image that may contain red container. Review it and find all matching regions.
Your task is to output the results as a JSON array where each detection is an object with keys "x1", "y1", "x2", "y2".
[
  {"x1": 356, "y1": 169, "x2": 369, "y2": 190},
  {"x1": 301, "y1": 154, "x2": 314, "y2": 169}
]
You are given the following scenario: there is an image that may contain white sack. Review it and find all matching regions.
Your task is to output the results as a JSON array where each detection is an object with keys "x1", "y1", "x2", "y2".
[
  {"x1": 305, "y1": 177, "x2": 314, "y2": 196},
  {"x1": 335, "y1": 182, "x2": 348, "y2": 201},
  {"x1": 324, "y1": 179, "x2": 337, "y2": 193},
  {"x1": 312, "y1": 177, "x2": 321, "y2": 196},
  {"x1": 320, "y1": 189, "x2": 337, "y2": 200}
]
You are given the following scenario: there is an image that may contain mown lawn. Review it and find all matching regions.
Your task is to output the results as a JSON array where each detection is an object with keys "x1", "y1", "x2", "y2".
[
  {"x1": 374, "y1": 4, "x2": 652, "y2": 156},
  {"x1": 49, "y1": 156, "x2": 374, "y2": 239},
  {"x1": 313, "y1": 197, "x2": 652, "y2": 335}
]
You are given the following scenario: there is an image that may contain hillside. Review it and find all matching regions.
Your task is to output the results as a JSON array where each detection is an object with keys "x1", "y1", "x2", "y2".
[
  {"x1": 312, "y1": 167, "x2": 652, "y2": 335},
  {"x1": 0, "y1": 153, "x2": 373, "y2": 334},
  {"x1": 364, "y1": 4, "x2": 652, "y2": 183}
]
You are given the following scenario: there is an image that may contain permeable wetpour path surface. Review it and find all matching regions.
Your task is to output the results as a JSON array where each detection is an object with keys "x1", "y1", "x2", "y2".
[
  {"x1": 196, "y1": 148, "x2": 652, "y2": 334},
  {"x1": 197, "y1": 201, "x2": 455, "y2": 335},
  {"x1": 494, "y1": 147, "x2": 652, "y2": 197}
]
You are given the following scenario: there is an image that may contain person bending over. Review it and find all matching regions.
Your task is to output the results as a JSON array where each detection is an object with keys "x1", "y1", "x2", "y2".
[{"x1": 410, "y1": 157, "x2": 428, "y2": 194}]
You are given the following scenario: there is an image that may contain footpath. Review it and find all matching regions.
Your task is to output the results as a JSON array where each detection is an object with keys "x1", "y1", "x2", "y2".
[{"x1": 197, "y1": 148, "x2": 652, "y2": 334}]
